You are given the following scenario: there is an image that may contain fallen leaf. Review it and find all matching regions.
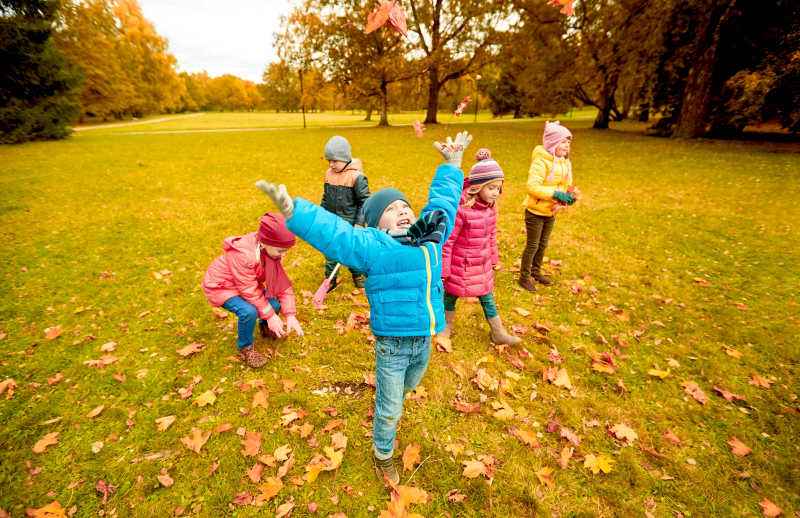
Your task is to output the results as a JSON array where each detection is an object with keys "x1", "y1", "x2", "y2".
[
  {"x1": 402, "y1": 443, "x2": 421, "y2": 472},
  {"x1": 47, "y1": 373, "x2": 63, "y2": 386},
  {"x1": 0, "y1": 378, "x2": 18, "y2": 399},
  {"x1": 452, "y1": 398, "x2": 481, "y2": 414},
  {"x1": 28, "y1": 500, "x2": 67, "y2": 518},
  {"x1": 759, "y1": 498, "x2": 783, "y2": 517},
  {"x1": 44, "y1": 326, "x2": 63, "y2": 340},
  {"x1": 584, "y1": 453, "x2": 614, "y2": 474},
  {"x1": 491, "y1": 400, "x2": 515, "y2": 420},
  {"x1": 32, "y1": 432, "x2": 59, "y2": 453},
  {"x1": 300, "y1": 422, "x2": 315, "y2": 439},
  {"x1": 609, "y1": 423, "x2": 638, "y2": 445},
  {"x1": 155, "y1": 415, "x2": 176, "y2": 431},
  {"x1": 681, "y1": 381, "x2": 708, "y2": 404},
  {"x1": 100, "y1": 341, "x2": 117, "y2": 352},
  {"x1": 648, "y1": 369, "x2": 671, "y2": 380},
  {"x1": 252, "y1": 390, "x2": 268, "y2": 410},
  {"x1": 435, "y1": 335, "x2": 452, "y2": 353},
  {"x1": 560, "y1": 427, "x2": 581, "y2": 446},
  {"x1": 242, "y1": 431, "x2": 262, "y2": 456},
  {"x1": 558, "y1": 446, "x2": 573, "y2": 469},
  {"x1": 727, "y1": 436, "x2": 752, "y2": 457},
  {"x1": 553, "y1": 368, "x2": 572, "y2": 390},
  {"x1": 247, "y1": 463, "x2": 264, "y2": 483},
  {"x1": 509, "y1": 427, "x2": 539, "y2": 448},
  {"x1": 274, "y1": 444, "x2": 292, "y2": 462},
  {"x1": 232, "y1": 492, "x2": 253, "y2": 506},
  {"x1": 95, "y1": 479, "x2": 117, "y2": 504},
  {"x1": 180, "y1": 427, "x2": 210, "y2": 454},
  {"x1": 157, "y1": 470, "x2": 174, "y2": 487},
  {"x1": 177, "y1": 342, "x2": 204, "y2": 358},
  {"x1": 723, "y1": 346, "x2": 743, "y2": 359},
  {"x1": 513, "y1": 307, "x2": 531, "y2": 317},
  {"x1": 86, "y1": 405, "x2": 105, "y2": 419},
  {"x1": 713, "y1": 386, "x2": 746, "y2": 402},
  {"x1": 331, "y1": 432, "x2": 347, "y2": 450},
  {"x1": 277, "y1": 454, "x2": 295, "y2": 479},
  {"x1": 275, "y1": 499, "x2": 295, "y2": 518},
  {"x1": 446, "y1": 489, "x2": 466, "y2": 503},
  {"x1": 749, "y1": 374, "x2": 773, "y2": 389},
  {"x1": 536, "y1": 467, "x2": 555, "y2": 488},
  {"x1": 255, "y1": 477, "x2": 283, "y2": 504},
  {"x1": 663, "y1": 430, "x2": 682, "y2": 446},
  {"x1": 193, "y1": 390, "x2": 216, "y2": 407},
  {"x1": 461, "y1": 459, "x2": 486, "y2": 479}
]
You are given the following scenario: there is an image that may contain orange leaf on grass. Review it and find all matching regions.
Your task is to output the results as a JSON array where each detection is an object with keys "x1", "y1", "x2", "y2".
[
  {"x1": 513, "y1": 307, "x2": 531, "y2": 317},
  {"x1": 727, "y1": 436, "x2": 752, "y2": 457},
  {"x1": 247, "y1": 462, "x2": 264, "y2": 483},
  {"x1": 331, "y1": 431, "x2": 348, "y2": 450},
  {"x1": 86, "y1": 405, "x2": 105, "y2": 419},
  {"x1": 275, "y1": 499, "x2": 295, "y2": 518},
  {"x1": 181, "y1": 427, "x2": 210, "y2": 454},
  {"x1": 44, "y1": 326, "x2": 63, "y2": 340},
  {"x1": 681, "y1": 381, "x2": 708, "y2": 404},
  {"x1": 402, "y1": 443, "x2": 421, "y2": 472},
  {"x1": 255, "y1": 477, "x2": 283, "y2": 504},
  {"x1": 663, "y1": 430, "x2": 682, "y2": 446},
  {"x1": 509, "y1": 427, "x2": 540, "y2": 448},
  {"x1": 155, "y1": 415, "x2": 176, "y2": 431},
  {"x1": 535, "y1": 467, "x2": 555, "y2": 488},
  {"x1": 157, "y1": 469, "x2": 174, "y2": 487},
  {"x1": 609, "y1": 423, "x2": 638, "y2": 445},
  {"x1": 713, "y1": 386, "x2": 746, "y2": 402},
  {"x1": 452, "y1": 398, "x2": 481, "y2": 414},
  {"x1": 759, "y1": 498, "x2": 783, "y2": 517},
  {"x1": 749, "y1": 374, "x2": 773, "y2": 388},
  {"x1": 252, "y1": 389, "x2": 268, "y2": 410},
  {"x1": 32, "y1": 432, "x2": 59, "y2": 453},
  {"x1": 176, "y1": 342, "x2": 204, "y2": 357},
  {"x1": 0, "y1": 378, "x2": 17, "y2": 399},
  {"x1": 461, "y1": 459, "x2": 486, "y2": 479},
  {"x1": 242, "y1": 431, "x2": 262, "y2": 456},
  {"x1": 28, "y1": 500, "x2": 67, "y2": 518}
]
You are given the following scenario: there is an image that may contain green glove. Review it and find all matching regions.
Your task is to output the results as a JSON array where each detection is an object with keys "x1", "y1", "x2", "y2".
[{"x1": 553, "y1": 190, "x2": 575, "y2": 205}]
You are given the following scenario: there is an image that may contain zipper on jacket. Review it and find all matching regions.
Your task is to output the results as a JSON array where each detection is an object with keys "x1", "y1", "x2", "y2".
[{"x1": 420, "y1": 243, "x2": 436, "y2": 336}]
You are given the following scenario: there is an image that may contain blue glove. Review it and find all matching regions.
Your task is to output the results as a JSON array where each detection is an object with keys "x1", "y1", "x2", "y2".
[{"x1": 553, "y1": 190, "x2": 576, "y2": 205}]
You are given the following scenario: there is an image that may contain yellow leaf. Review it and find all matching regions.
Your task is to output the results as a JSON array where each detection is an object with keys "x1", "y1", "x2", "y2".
[
  {"x1": 553, "y1": 368, "x2": 572, "y2": 390},
  {"x1": 584, "y1": 453, "x2": 614, "y2": 474},
  {"x1": 155, "y1": 415, "x2": 176, "y2": 431},
  {"x1": 29, "y1": 500, "x2": 67, "y2": 518},
  {"x1": 193, "y1": 390, "x2": 216, "y2": 407},
  {"x1": 32, "y1": 432, "x2": 59, "y2": 454},
  {"x1": 510, "y1": 427, "x2": 539, "y2": 448},
  {"x1": 647, "y1": 368, "x2": 671, "y2": 379},
  {"x1": 304, "y1": 460, "x2": 326, "y2": 483},
  {"x1": 323, "y1": 446, "x2": 343, "y2": 470},
  {"x1": 610, "y1": 423, "x2": 638, "y2": 445},
  {"x1": 513, "y1": 307, "x2": 531, "y2": 317},
  {"x1": 86, "y1": 405, "x2": 105, "y2": 418},
  {"x1": 255, "y1": 477, "x2": 283, "y2": 504},
  {"x1": 402, "y1": 443, "x2": 421, "y2": 472},
  {"x1": 491, "y1": 400, "x2": 516, "y2": 421},
  {"x1": 300, "y1": 422, "x2": 315, "y2": 439}
]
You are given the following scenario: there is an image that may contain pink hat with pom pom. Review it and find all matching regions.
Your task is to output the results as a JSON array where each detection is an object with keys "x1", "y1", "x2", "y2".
[
  {"x1": 467, "y1": 148, "x2": 504, "y2": 186},
  {"x1": 543, "y1": 121, "x2": 572, "y2": 156}
]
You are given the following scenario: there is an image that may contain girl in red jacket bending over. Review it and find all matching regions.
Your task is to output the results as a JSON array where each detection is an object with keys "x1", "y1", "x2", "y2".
[
  {"x1": 202, "y1": 213, "x2": 304, "y2": 368},
  {"x1": 439, "y1": 149, "x2": 520, "y2": 347}
]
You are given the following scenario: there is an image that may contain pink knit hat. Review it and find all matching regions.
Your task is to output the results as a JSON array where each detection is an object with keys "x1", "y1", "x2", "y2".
[
  {"x1": 467, "y1": 148, "x2": 504, "y2": 186},
  {"x1": 543, "y1": 121, "x2": 573, "y2": 156},
  {"x1": 257, "y1": 212, "x2": 296, "y2": 248}
]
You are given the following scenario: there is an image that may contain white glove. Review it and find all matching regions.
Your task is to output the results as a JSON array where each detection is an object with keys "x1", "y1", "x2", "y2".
[
  {"x1": 255, "y1": 181, "x2": 294, "y2": 219},
  {"x1": 285, "y1": 315, "x2": 304, "y2": 337},
  {"x1": 433, "y1": 131, "x2": 473, "y2": 168}
]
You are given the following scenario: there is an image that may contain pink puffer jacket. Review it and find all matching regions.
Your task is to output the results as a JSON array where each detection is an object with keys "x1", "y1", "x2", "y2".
[{"x1": 441, "y1": 196, "x2": 499, "y2": 297}]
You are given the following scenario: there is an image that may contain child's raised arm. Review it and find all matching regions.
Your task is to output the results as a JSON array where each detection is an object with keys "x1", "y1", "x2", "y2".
[
  {"x1": 256, "y1": 181, "x2": 385, "y2": 274},
  {"x1": 420, "y1": 131, "x2": 473, "y2": 241}
]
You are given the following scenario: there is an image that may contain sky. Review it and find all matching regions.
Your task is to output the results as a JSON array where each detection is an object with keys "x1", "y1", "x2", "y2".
[{"x1": 138, "y1": 0, "x2": 297, "y2": 83}]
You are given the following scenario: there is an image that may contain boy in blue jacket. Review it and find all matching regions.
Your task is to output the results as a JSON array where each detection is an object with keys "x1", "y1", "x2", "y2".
[{"x1": 256, "y1": 131, "x2": 472, "y2": 485}]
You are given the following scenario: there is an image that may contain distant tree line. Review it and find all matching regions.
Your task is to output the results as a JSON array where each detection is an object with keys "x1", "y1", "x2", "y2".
[{"x1": 2, "y1": 0, "x2": 798, "y2": 143}]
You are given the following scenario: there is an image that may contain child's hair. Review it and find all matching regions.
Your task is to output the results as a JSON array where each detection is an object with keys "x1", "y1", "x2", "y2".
[{"x1": 464, "y1": 148, "x2": 504, "y2": 207}]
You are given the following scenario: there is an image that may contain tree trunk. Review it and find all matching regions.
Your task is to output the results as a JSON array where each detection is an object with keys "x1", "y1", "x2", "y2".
[
  {"x1": 379, "y1": 80, "x2": 389, "y2": 127},
  {"x1": 637, "y1": 104, "x2": 650, "y2": 122},
  {"x1": 513, "y1": 105, "x2": 522, "y2": 119},
  {"x1": 673, "y1": 0, "x2": 737, "y2": 138},
  {"x1": 424, "y1": 65, "x2": 440, "y2": 124},
  {"x1": 364, "y1": 104, "x2": 373, "y2": 121}
]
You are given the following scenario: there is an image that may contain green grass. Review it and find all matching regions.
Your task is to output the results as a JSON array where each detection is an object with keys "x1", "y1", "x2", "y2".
[{"x1": 1, "y1": 114, "x2": 798, "y2": 517}]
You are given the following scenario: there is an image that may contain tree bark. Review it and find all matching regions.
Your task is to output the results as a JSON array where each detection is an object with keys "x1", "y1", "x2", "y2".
[
  {"x1": 364, "y1": 104, "x2": 373, "y2": 121},
  {"x1": 424, "y1": 65, "x2": 440, "y2": 124},
  {"x1": 379, "y1": 80, "x2": 389, "y2": 127},
  {"x1": 673, "y1": 0, "x2": 737, "y2": 138}
]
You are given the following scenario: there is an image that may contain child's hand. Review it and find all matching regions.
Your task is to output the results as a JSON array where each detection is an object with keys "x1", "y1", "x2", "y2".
[
  {"x1": 433, "y1": 131, "x2": 473, "y2": 168},
  {"x1": 266, "y1": 313, "x2": 286, "y2": 338},
  {"x1": 285, "y1": 315, "x2": 304, "y2": 337},
  {"x1": 553, "y1": 190, "x2": 576, "y2": 205},
  {"x1": 256, "y1": 181, "x2": 294, "y2": 218}
]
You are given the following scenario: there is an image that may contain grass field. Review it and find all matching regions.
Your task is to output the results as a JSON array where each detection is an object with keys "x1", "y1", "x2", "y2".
[{"x1": 1, "y1": 113, "x2": 798, "y2": 517}]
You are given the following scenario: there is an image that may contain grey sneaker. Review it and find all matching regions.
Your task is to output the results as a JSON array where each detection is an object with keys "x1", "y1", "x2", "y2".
[{"x1": 372, "y1": 453, "x2": 400, "y2": 486}]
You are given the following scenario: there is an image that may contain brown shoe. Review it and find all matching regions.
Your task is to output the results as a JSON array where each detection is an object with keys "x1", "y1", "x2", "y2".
[
  {"x1": 239, "y1": 346, "x2": 267, "y2": 368},
  {"x1": 533, "y1": 272, "x2": 552, "y2": 286},
  {"x1": 517, "y1": 276, "x2": 536, "y2": 292}
]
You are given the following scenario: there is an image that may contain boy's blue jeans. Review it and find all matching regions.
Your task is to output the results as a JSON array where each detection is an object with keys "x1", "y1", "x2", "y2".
[
  {"x1": 372, "y1": 335, "x2": 431, "y2": 460},
  {"x1": 221, "y1": 296, "x2": 281, "y2": 350}
]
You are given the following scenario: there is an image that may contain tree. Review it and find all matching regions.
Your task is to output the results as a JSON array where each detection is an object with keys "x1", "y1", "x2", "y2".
[
  {"x1": 406, "y1": 0, "x2": 512, "y2": 123},
  {"x1": 261, "y1": 61, "x2": 301, "y2": 112},
  {"x1": 1, "y1": 0, "x2": 81, "y2": 143}
]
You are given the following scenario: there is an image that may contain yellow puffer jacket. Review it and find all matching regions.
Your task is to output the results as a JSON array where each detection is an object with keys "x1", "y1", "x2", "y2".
[{"x1": 523, "y1": 145, "x2": 573, "y2": 216}]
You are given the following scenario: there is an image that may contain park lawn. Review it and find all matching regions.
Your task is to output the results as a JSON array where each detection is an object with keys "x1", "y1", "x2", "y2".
[
  {"x1": 0, "y1": 115, "x2": 798, "y2": 517},
  {"x1": 75, "y1": 107, "x2": 599, "y2": 135}
]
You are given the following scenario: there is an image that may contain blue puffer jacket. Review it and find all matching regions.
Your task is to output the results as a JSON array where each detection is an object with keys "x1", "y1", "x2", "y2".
[{"x1": 286, "y1": 163, "x2": 463, "y2": 337}]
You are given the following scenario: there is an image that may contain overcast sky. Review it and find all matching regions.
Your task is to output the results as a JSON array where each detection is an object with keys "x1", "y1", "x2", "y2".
[{"x1": 138, "y1": 0, "x2": 297, "y2": 83}]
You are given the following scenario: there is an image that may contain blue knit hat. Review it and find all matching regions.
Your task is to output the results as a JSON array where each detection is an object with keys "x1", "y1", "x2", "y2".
[
  {"x1": 361, "y1": 188, "x2": 409, "y2": 228},
  {"x1": 324, "y1": 136, "x2": 352, "y2": 162}
]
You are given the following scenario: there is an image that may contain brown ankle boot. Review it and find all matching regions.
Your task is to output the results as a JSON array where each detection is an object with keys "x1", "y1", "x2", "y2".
[
  {"x1": 517, "y1": 276, "x2": 536, "y2": 292},
  {"x1": 487, "y1": 316, "x2": 522, "y2": 345},
  {"x1": 533, "y1": 272, "x2": 552, "y2": 285}
]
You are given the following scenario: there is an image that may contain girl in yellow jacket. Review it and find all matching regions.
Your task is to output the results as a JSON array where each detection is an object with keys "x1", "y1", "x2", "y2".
[{"x1": 518, "y1": 121, "x2": 576, "y2": 292}]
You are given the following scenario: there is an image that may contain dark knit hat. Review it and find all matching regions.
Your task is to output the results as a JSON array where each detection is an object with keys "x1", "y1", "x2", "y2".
[
  {"x1": 258, "y1": 212, "x2": 296, "y2": 248},
  {"x1": 324, "y1": 136, "x2": 352, "y2": 162},
  {"x1": 468, "y1": 148, "x2": 504, "y2": 186},
  {"x1": 361, "y1": 188, "x2": 409, "y2": 228}
]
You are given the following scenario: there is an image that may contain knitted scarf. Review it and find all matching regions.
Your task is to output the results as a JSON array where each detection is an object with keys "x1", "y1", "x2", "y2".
[{"x1": 388, "y1": 210, "x2": 447, "y2": 246}]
